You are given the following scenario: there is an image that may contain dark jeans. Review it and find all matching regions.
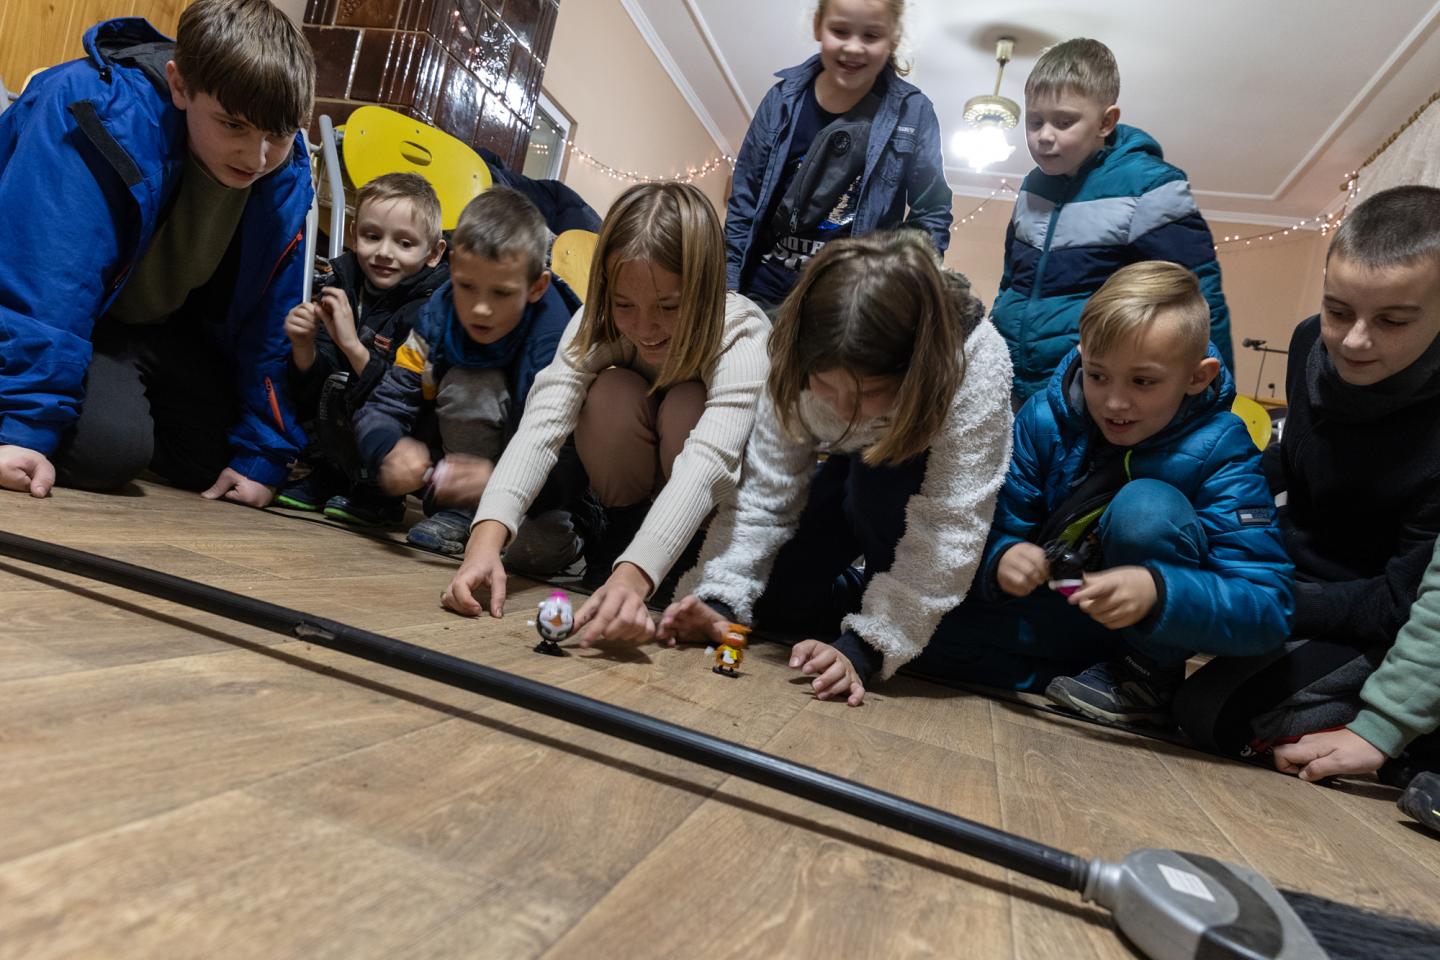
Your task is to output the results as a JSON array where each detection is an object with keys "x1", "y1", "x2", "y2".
[
  {"x1": 52, "y1": 318, "x2": 237, "y2": 492},
  {"x1": 907, "y1": 479, "x2": 1208, "y2": 692},
  {"x1": 749, "y1": 452, "x2": 928, "y2": 637}
]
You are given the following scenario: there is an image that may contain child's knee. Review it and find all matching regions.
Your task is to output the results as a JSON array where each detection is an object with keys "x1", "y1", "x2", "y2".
[
  {"x1": 656, "y1": 380, "x2": 705, "y2": 462},
  {"x1": 577, "y1": 367, "x2": 654, "y2": 440},
  {"x1": 1101, "y1": 479, "x2": 1203, "y2": 564}
]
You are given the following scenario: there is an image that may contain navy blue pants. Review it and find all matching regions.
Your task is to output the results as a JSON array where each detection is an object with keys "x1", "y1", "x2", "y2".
[{"x1": 907, "y1": 479, "x2": 1207, "y2": 691}]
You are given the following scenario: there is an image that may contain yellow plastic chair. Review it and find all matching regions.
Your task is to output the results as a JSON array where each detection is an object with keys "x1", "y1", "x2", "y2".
[
  {"x1": 1232, "y1": 395, "x2": 1272, "y2": 451},
  {"x1": 550, "y1": 229, "x2": 598, "y2": 302},
  {"x1": 339, "y1": 105, "x2": 492, "y2": 229}
]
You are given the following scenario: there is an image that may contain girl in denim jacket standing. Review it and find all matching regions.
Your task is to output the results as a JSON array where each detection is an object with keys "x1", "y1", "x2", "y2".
[{"x1": 725, "y1": 0, "x2": 953, "y2": 313}]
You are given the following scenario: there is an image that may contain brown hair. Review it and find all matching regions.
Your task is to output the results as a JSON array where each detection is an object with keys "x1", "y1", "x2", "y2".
[
  {"x1": 1328, "y1": 185, "x2": 1440, "y2": 271},
  {"x1": 1078, "y1": 261, "x2": 1209, "y2": 361},
  {"x1": 451, "y1": 185, "x2": 550, "y2": 282},
  {"x1": 174, "y1": 0, "x2": 315, "y2": 137},
  {"x1": 1025, "y1": 37, "x2": 1120, "y2": 107},
  {"x1": 568, "y1": 182, "x2": 728, "y2": 391},
  {"x1": 769, "y1": 230, "x2": 979, "y2": 465},
  {"x1": 813, "y1": 0, "x2": 910, "y2": 77},
  {"x1": 355, "y1": 172, "x2": 443, "y2": 250}
]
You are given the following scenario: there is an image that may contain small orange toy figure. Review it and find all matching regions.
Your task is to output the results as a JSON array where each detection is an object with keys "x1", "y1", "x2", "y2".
[{"x1": 712, "y1": 623, "x2": 750, "y2": 678}]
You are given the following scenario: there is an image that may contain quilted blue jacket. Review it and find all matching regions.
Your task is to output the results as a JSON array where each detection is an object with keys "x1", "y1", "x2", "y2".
[
  {"x1": 0, "y1": 18, "x2": 312, "y2": 485},
  {"x1": 993, "y1": 124, "x2": 1233, "y2": 401},
  {"x1": 979, "y1": 346, "x2": 1292, "y2": 657},
  {"x1": 724, "y1": 55, "x2": 953, "y2": 292}
]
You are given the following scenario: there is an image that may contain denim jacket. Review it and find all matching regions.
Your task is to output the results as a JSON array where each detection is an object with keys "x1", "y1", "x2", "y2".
[{"x1": 724, "y1": 55, "x2": 952, "y2": 292}]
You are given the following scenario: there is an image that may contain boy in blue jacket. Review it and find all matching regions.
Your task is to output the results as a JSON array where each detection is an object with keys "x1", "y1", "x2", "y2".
[
  {"x1": 910, "y1": 262, "x2": 1291, "y2": 726},
  {"x1": 994, "y1": 38, "x2": 1233, "y2": 402},
  {"x1": 0, "y1": 1, "x2": 313, "y2": 506},
  {"x1": 354, "y1": 186, "x2": 583, "y2": 567}
]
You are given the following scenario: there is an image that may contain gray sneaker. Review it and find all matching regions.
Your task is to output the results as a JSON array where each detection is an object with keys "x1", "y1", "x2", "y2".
[{"x1": 406, "y1": 507, "x2": 472, "y2": 556}]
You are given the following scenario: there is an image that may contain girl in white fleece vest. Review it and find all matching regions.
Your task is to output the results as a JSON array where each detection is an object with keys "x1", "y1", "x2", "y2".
[{"x1": 660, "y1": 230, "x2": 1014, "y2": 706}]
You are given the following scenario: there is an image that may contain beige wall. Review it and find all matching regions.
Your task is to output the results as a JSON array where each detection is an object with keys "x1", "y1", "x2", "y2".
[
  {"x1": 942, "y1": 197, "x2": 1328, "y2": 402},
  {"x1": 545, "y1": 0, "x2": 731, "y2": 219}
]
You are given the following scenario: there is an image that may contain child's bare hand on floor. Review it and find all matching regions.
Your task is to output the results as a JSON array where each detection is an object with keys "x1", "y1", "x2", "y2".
[
  {"x1": 657, "y1": 595, "x2": 728, "y2": 648},
  {"x1": 574, "y1": 563, "x2": 655, "y2": 648},
  {"x1": 997, "y1": 542, "x2": 1049, "y2": 597},
  {"x1": 201, "y1": 467, "x2": 275, "y2": 508},
  {"x1": 790, "y1": 639, "x2": 866, "y2": 706},
  {"x1": 0, "y1": 445, "x2": 55, "y2": 498},
  {"x1": 378, "y1": 437, "x2": 432, "y2": 495},
  {"x1": 1069, "y1": 566, "x2": 1157, "y2": 629},
  {"x1": 1273, "y1": 728, "x2": 1387, "y2": 782},
  {"x1": 442, "y1": 521, "x2": 509, "y2": 618}
]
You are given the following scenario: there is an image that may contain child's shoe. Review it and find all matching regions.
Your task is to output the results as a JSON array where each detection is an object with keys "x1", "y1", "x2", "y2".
[
  {"x1": 1045, "y1": 653, "x2": 1183, "y2": 726},
  {"x1": 406, "y1": 507, "x2": 473, "y2": 556},
  {"x1": 1398, "y1": 772, "x2": 1440, "y2": 838},
  {"x1": 274, "y1": 469, "x2": 342, "y2": 511},
  {"x1": 323, "y1": 488, "x2": 407, "y2": 527}
]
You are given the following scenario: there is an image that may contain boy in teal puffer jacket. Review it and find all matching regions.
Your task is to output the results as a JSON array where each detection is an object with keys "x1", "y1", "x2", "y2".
[
  {"x1": 994, "y1": 38, "x2": 1233, "y2": 402},
  {"x1": 908, "y1": 262, "x2": 1290, "y2": 727}
]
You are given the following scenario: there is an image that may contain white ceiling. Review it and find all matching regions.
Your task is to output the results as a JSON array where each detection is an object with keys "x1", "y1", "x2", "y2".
[{"x1": 622, "y1": 0, "x2": 1440, "y2": 225}]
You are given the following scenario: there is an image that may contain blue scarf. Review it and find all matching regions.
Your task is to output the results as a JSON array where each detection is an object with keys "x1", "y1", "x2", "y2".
[{"x1": 440, "y1": 291, "x2": 534, "y2": 372}]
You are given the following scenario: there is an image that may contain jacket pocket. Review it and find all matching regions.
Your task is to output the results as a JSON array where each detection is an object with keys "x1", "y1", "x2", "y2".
[{"x1": 880, "y1": 134, "x2": 916, "y2": 184}]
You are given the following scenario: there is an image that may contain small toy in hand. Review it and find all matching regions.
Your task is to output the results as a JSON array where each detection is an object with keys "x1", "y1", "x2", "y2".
[
  {"x1": 712, "y1": 623, "x2": 750, "y2": 678},
  {"x1": 1043, "y1": 540, "x2": 1088, "y2": 597},
  {"x1": 531, "y1": 590, "x2": 574, "y2": 656}
]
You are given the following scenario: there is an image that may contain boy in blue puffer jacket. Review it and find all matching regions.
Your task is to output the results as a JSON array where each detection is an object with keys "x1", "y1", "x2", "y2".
[
  {"x1": 0, "y1": 2, "x2": 313, "y2": 506},
  {"x1": 909, "y1": 262, "x2": 1290, "y2": 727},
  {"x1": 994, "y1": 38, "x2": 1233, "y2": 402}
]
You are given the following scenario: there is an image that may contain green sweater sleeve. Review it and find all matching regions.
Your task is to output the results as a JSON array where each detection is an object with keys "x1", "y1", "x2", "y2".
[{"x1": 1348, "y1": 537, "x2": 1440, "y2": 756}]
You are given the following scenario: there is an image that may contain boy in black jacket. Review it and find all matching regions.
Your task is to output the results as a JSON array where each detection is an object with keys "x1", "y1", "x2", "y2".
[
  {"x1": 1177, "y1": 186, "x2": 1440, "y2": 783},
  {"x1": 276, "y1": 172, "x2": 448, "y2": 524}
]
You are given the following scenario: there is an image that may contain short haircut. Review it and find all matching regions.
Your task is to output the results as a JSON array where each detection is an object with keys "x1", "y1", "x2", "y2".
[
  {"x1": 567, "y1": 181, "x2": 728, "y2": 391},
  {"x1": 1079, "y1": 261, "x2": 1209, "y2": 361},
  {"x1": 451, "y1": 186, "x2": 550, "y2": 283},
  {"x1": 1328, "y1": 185, "x2": 1440, "y2": 271},
  {"x1": 770, "y1": 230, "x2": 978, "y2": 465},
  {"x1": 355, "y1": 173, "x2": 443, "y2": 249},
  {"x1": 1025, "y1": 38, "x2": 1120, "y2": 107},
  {"x1": 174, "y1": 0, "x2": 315, "y2": 137}
]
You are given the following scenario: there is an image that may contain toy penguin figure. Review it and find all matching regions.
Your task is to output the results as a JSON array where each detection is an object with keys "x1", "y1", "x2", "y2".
[
  {"x1": 1043, "y1": 540, "x2": 1091, "y2": 598},
  {"x1": 712, "y1": 623, "x2": 751, "y2": 678},
  {"x1": 532, "y1": 591, "x2": 574, "y2": 656}
]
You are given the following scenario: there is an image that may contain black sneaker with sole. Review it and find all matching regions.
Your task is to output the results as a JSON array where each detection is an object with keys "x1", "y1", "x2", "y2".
[
  {"x1": 323, "y1": 489, "x2": 407, "y2": 527},
  {"x1": 275, "y1": 466, "x2": 344, "y2": 512},
  {"x1": 1045, "y1": 653, "x2": 1183, "y2": 726}
]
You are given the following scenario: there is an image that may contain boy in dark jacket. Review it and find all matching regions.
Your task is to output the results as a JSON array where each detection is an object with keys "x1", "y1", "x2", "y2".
[
  {"x1": 994, "y1": 38, "x2": 1232, "y2": 402},
  {"x1": 1178, "y1": 186, "x2": 1440, "y2": 781},
  {"x1": 354, "y1": 186, "x2": 583, "y2": 567},
  {"x1": 910, "y1": 262, "x2": 1291, "y2": 726},
  {"x1": 275, "y1": 172, "x2": 449, "y2": 525},
  {"x1": 0, "y1": 2, "x2": 312, "y2": 505}
]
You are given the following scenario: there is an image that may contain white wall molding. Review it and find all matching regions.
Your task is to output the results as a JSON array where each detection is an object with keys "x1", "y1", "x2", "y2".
[{"x1": 618, "y1": 0, "x2": 736, "y2": 155}]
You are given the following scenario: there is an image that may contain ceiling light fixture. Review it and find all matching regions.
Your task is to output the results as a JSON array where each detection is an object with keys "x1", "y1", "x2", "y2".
[{"x1": 952, "y1": 37, "x2": 1020, "y2": 172}]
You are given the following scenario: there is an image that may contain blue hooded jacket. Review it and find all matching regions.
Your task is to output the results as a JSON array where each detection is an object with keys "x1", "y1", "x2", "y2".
[
  {"x1": 979, "y1": 346, "x2": 1292, "y2": 657},
  {"x1": 724, "y1": 55, "x2": 953, "y2": 292},
  {"x1": 0, "y1": 19, "x2": 312, "y2": 486},
  {"x1": 993, "y1": 125, "x2": 1233, "y2": 401}
]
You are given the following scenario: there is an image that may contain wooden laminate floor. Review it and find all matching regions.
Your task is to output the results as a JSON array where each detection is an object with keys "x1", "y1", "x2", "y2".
[{"x1": 1, "y1": 481, "x2": 1436, "y2": 959}]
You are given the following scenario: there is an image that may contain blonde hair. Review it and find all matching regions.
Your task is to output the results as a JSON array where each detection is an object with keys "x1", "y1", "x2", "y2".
[
  {"x1": 174, "y1": 0, "x2": 315, "y2": 136},
  {"x1": 1079, "y1": 262, "x2": 1209, "y2": 361},
  {"x1": 1025, "y1": 38, "x2": 1119, "y2": 107},
  {"x1": 813, "y1": 0, "x2": 910, "y2": 77},
  {"x1": 769, "y1": 230, "x2": 980, "y2": 465},
  {"x1": 568, "y1": 182, "x2": 727, "y2": 391},
  {"x1": 355, "y1": 172, "x2": 443, "y2": 250}
]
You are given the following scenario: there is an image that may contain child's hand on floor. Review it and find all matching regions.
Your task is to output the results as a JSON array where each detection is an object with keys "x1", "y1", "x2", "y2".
[
  {"x1": 200, "y1": 467, "x2": 275, "y2": 508},
  {"x1": 0, "y1": 445, "x2": 55, "y2": 498},
  {"x1": 442, "y1": 520, "x2": 509, "y2": 618},
  {"x1": 1273, "y1": 729, "x2": 1387, "y2": 781},
  {"x1": 430, "y1": 455, "x2": 493, "y2": 508},
  {"x1": 574, "y1": 563, "x2": 656, "y2": 648},
  {"x1": 790, "y1": 639, "x2": 866, "y2": 706},
  {"x1": 379, "y1": 437, "x2": 432, "y2": 495},
  {"x1": 997, "y1": 543, "x2": 1050, "y2": 597},
  {"x1": 1069, "y1": 566, "x2": 1157, "y2": 629},
  {"x1": 657, "y1": 595, "x2": 728, "y2": 648},
  {"x1": 315, "y1": 287, "x2": 369, "y2": 376},
  {"x1": 284, "y1": 301, "x2": 319, "y2": 372}
]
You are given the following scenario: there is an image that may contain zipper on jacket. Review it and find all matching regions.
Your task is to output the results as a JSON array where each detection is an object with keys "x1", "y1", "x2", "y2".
[
  {"x1": 264, "y1": 376, "x2": 286, "y2": 433},
  {"x1": 260, "y1": 229, "x2": 304, "y2": 298}
]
